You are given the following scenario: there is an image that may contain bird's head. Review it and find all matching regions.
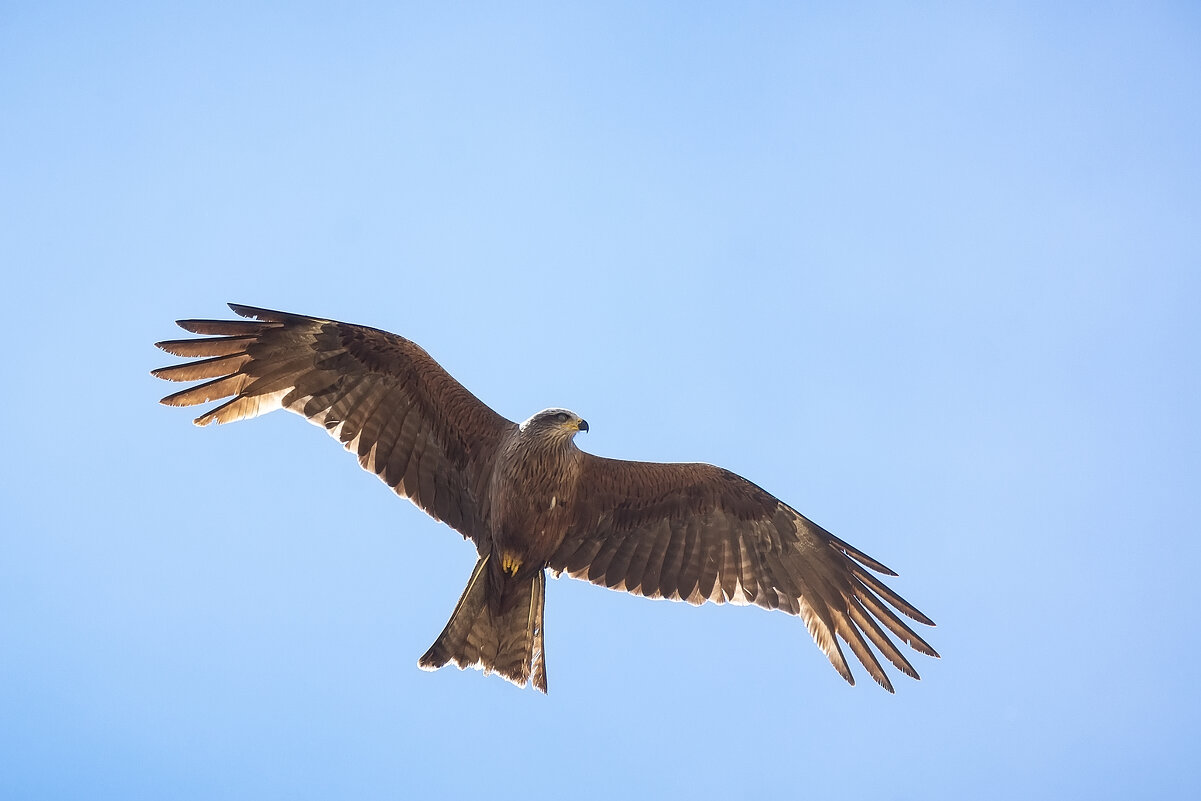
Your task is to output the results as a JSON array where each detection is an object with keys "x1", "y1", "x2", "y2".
[{"x1": 519, "y1": 408, "x2": 589, "y2": 441}]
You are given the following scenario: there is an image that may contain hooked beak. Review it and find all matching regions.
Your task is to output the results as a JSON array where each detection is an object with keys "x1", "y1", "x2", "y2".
[{"x1": 577, "y1": 419, "x2": 589, "y2": 433}]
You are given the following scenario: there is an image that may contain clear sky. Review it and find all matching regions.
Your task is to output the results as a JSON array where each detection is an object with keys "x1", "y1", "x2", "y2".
[{"x1": 2, "y1": 2, "x2": 1199, "y2": 799}]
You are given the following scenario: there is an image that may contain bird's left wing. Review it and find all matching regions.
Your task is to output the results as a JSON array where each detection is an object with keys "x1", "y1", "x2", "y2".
[
  {"x1": 549, "y1": 454, "x2": 938, "y2": 691},
  {"x1": 153, "y1": 304, "x2": 514, "y2": 545}
]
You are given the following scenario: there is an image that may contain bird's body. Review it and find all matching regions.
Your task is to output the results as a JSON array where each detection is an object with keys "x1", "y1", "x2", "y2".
[
  {"x1": 154, "y1": 304, "x2": 938, "y2": 693},
  {"x1": 489, "y1": 410, "x2": 586, "y2": 578}
]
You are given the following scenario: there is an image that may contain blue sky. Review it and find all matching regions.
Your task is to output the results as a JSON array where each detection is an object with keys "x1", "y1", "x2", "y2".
[{"x1": 2, "y1": 2, "x2": 1199, "y2": 798}]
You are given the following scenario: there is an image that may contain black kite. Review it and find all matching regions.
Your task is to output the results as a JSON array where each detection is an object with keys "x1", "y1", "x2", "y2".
[{"x1": 154, "y1": 304, "x2": 938, "y2": 693}]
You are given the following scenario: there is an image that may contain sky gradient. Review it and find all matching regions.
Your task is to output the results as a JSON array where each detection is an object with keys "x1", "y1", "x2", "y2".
[{"x1": 3, "y1": 3, "x2": 1199, "y2": 799}]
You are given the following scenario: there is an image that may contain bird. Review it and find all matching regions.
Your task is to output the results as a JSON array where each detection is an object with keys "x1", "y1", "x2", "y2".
[{"x1": 153, "y1": 303, "x2": 938, "y2": 693}]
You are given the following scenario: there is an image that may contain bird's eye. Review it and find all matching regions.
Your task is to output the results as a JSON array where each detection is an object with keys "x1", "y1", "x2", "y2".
[{"x1": 554, "y1": 412, "x2": 569, "y2": 423}]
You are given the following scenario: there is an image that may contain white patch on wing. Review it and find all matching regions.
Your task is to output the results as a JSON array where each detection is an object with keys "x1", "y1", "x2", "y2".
[
  {"x1": 725, "y1": 581, "x2": 751, "y2": 606},
  {"x1": 195, "y1": 387, "x2": 289, "y2": 425}
]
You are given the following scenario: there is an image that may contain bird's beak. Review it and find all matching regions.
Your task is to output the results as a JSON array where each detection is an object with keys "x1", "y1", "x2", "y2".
[{"x1": 577, "y1": 419, "x2": 589, "y2": 433}]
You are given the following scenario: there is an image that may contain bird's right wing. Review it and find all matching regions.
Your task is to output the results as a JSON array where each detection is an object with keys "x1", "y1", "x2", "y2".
[{"x1": 153, "y1": 303, "x2": 514, "y2": 545}]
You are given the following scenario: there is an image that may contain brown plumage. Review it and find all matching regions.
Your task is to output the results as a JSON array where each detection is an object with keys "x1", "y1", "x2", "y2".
[{"x1": 154, "y1": 304, "x2": 938, "y2": 693}]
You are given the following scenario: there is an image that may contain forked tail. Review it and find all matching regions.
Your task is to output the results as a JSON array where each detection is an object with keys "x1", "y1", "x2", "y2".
[{"x1": 418, "y1": 555, "x2": 548, "y2": 692}]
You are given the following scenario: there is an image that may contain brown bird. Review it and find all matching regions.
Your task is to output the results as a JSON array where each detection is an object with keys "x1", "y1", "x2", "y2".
[{"x1": 153, "y1": 304, "x2": 938, "y2": 693}]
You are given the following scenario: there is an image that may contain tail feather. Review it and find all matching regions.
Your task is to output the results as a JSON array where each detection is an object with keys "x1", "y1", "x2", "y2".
[{"x1": 419, "y1": 555, "x2": 548, "y2": 692}]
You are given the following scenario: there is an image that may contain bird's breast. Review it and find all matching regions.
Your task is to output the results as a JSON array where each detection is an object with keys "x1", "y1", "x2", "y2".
[{"x1": 488, "y1": 443, "x2": 581, "y2": 572}]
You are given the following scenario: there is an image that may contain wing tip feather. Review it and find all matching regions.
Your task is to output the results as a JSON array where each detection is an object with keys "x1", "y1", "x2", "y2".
[
  {"x1": 228, "y1": 302, "x2": 267, "y2": 319},
  {"x1": 228, "y1": 303, "x2": 317, "y2": 324}
]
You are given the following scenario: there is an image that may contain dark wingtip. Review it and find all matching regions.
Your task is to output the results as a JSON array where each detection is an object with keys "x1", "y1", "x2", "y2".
[
  {"x1": 228, "y1": 303, "x2": 264, "y2": 319},
  {"x1": 911, "y1": 610, "x2": 937, "y2": 628},
  {"x1": 228, "y1": 303, "x2": 316, "y2": 324}
]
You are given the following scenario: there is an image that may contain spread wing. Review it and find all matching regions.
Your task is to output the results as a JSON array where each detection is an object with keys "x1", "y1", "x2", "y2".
[
  {"x1": 550, "y1": 455, "x2": 938, "y2": 691},
  {"x1": 153, "y1": 303, "x2": 514, "y2": 544}
]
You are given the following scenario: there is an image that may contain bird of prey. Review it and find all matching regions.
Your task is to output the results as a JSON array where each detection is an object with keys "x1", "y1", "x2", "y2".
[{"x1": 153, "y1": 304, "x2": 937, "y2": 693}]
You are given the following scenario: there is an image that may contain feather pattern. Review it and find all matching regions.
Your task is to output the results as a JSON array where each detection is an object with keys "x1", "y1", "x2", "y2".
[
  {"x1": 154, "y1": 303, "x2": 513, "y2": 545},
  {"x1": 550, "y1": 455, "x2": 939, "y2": 691}
]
